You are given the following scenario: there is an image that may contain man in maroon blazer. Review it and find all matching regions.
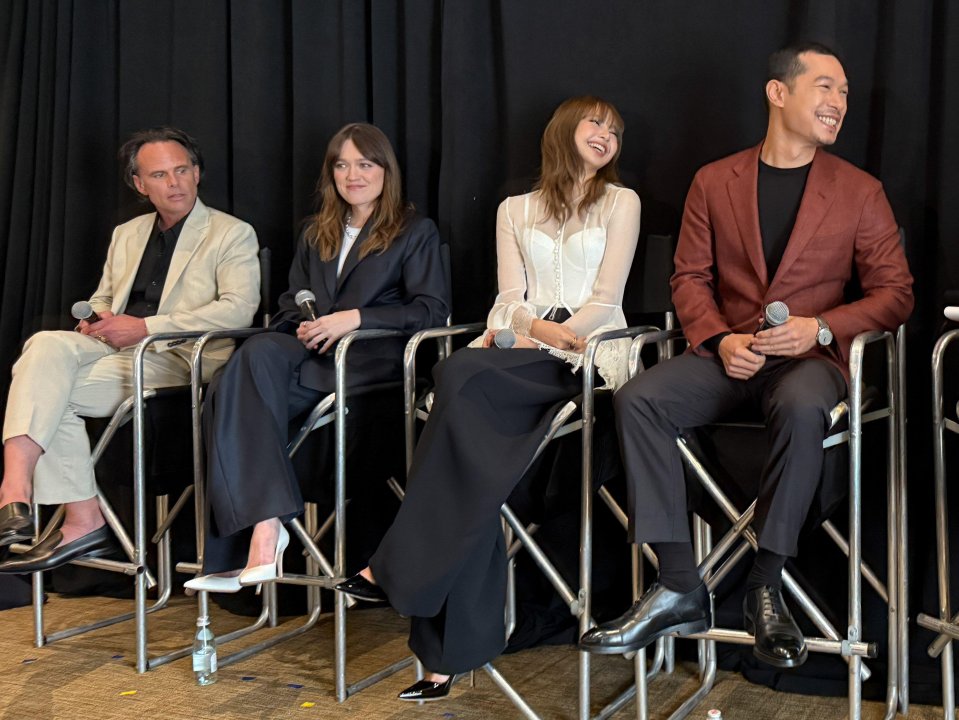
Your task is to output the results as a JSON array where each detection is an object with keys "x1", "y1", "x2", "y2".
[{"x1": 580, "y1": 42, "x2": 913, "y2": 667}]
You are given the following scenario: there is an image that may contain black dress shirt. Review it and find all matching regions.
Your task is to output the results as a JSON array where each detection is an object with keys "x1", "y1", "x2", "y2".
[{"x1": 125, "y1": 212, "x2": 189, "y2": 318}]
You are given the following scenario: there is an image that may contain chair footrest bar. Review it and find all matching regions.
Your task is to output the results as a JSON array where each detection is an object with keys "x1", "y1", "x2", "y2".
[
  {"x1": 70, "y1": 556, "x2": 144, "y2": 577},
  {"x1": 685, "y1": 628, "x2": 876, "y2": 657},
  {"x1": 272, "y1": 573, "x2": 342, "y2": 589},
  {"x1": 344, "y1": 655, "x2": 415, "y2": 698}
]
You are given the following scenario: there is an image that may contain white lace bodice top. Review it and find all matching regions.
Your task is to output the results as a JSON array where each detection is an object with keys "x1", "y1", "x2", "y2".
[{"x1": 470, "y1": 183, "x2": 641, "y2": 389}]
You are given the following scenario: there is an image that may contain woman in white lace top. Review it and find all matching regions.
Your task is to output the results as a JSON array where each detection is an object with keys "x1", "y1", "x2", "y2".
[{"x1": 336, "y1": 96, "x2": 641, "y2": 701}]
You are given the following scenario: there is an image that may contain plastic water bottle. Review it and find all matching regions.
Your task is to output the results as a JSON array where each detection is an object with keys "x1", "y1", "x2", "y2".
[{"x1": 192, "y1": 615, "x2": 217, "y2": 685}]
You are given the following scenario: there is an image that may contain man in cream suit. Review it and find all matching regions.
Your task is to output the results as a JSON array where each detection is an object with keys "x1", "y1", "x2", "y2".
[
  {"x1": 0, "y1": 126, "x2": 259, "y2": 572},
  {"x1": 580, "y1": 43, "x2": 912, "y2": 666}
]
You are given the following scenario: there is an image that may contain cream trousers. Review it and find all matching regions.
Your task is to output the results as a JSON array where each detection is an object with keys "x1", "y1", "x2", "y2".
[{"x1": 2, "y1": 331, "x2": 190, "y2": 504}]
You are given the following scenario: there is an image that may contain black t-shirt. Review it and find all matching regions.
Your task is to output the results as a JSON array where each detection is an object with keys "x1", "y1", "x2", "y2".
[
  {"x1": 758, "y1": 159, "x2": 812, "y2": 280},
  {"x1": 125, "y1": 212, "x2": 189, "y2": 318}
]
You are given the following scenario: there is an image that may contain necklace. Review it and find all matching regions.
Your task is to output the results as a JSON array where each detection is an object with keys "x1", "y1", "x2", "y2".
[{"x1": 344, "y1": 213, "x2": 361, "y2": 241}]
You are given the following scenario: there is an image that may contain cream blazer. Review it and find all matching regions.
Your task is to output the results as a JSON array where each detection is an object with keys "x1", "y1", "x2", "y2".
[{"x1": 88, "y1": 198, "x2": 260, "y2": 368}]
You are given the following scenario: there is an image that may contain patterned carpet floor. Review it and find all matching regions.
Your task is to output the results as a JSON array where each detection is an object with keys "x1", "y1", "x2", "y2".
[{"x1": 0, "y1": 593, "x2": 943, "y2": 719}]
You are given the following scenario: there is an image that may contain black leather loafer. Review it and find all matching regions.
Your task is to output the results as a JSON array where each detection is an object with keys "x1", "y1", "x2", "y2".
[
  {"x1": 335, "y1": 573, "x2": 388, "y2": 603},
  {"x1": 0, "y1": 525, "x2": 114, "y2": 574},
  {"x1": 0, "y1": 503, "x2": 34, "y2": 548},
  {"x1": 743, "y1": 585, "x2": 808, "y2": 668},
  {"x1": 397, "y1": 675, "x2": 454, "y2": 702},
  {"x1": 579, "y1": 582, "x2": 712, "y2": 654}
]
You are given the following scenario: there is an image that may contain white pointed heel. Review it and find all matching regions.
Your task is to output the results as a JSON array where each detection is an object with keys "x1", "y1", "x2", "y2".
[
  {"x1": 184, "y1": 571, "x2": 244, "y2": 594},
  {"x1": 239, "y1": 524, "x2": 289, "y2": 587}
]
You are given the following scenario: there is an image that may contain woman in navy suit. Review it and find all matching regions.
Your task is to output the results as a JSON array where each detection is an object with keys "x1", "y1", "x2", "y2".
[{"x1": 186, "y1": 123, "x2": 449, "y2": 592}]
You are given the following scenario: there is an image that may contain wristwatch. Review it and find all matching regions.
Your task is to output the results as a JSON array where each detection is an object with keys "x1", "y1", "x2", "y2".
[{"x1": 815, "y1": 316, "x2": 833, "y2": 346}]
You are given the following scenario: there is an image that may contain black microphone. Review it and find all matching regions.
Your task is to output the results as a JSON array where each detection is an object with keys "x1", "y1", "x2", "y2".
[
  {"x1": 294, "y1": 289, "x2": 318, "y2": 321},
  {"x1": 757, "y1": 301, "x2": 789, "y2": 332},
  {"x1": 493, "y1": 328, "x2": 516, "y2": 349},
  {"x1": 71, "y1": 301, "x2": 101, "y2": 325}
]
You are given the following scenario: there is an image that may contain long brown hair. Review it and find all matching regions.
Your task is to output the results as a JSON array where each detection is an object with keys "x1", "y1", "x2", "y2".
[
  {"x1": 534, "y1": 96, "x2": 624, "y2": 223},
  {"x1": 304, "y1": 123, "x2": 408, "y2": 261}
]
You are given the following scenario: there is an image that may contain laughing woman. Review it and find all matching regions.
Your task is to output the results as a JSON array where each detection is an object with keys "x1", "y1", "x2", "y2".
[
  {"x1": 184, "y1": 123, "x2": 449, "y2": 592},
  {"x1": 337, "y1": 96, "x2": 641, "y2": 700}
]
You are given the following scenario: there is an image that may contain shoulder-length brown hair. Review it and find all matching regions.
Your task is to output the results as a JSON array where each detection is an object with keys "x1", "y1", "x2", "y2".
[
  {"x1": 534, "y1": 96, "x2": 624, "y2": 223},
  {"x1": 304, "y1": 123, "x2": 408, "y2": 261}
]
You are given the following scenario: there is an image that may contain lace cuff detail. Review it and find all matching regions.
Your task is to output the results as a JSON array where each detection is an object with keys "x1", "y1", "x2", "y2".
[
  {"x1": 528, "y1": 336, "x2": 628, "y2": 390},
  {"x1": 510, "y1": 307, "x2": 535, "y2": 338},
  {"x1": 593, "y1": 337, "x2": 630, "y2": 391}
]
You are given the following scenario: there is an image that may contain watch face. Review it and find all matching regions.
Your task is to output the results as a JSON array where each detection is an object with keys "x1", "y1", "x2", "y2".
[{"x1": 818, "y1": 328, "x2": 833, "y2": 345}]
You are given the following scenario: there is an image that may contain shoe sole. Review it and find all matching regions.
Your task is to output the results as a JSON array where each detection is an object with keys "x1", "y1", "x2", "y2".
[
  {"x1": 397, "y1": 693, "x2": 450, "y2": 702},
  {"x1": 0, "y1": 531, "x2": 34, "y2": 549},
  {"x1": 743, "y1": 616, "x2": 809, "y2": 669},
  {"x1": 578, "y1": 616, "x2": 712, "y2": 655},
  {"x1": 335, "y1": 588, "x2": 388, "y2": 603}
]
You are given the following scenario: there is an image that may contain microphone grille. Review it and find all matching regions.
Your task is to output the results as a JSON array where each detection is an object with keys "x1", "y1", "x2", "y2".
[
  {"x1": 71, "y1": 301, "x2": 93, "y2": 320},
  {"x1": 294, "y1": 289, "x2": 316, "y2": 306},
  {"x1": 765, "y1": 301, "x2": 789, "y2": 327},
  {"x1": 494, "y1": 328, "x2": 516, "y2": 349}
]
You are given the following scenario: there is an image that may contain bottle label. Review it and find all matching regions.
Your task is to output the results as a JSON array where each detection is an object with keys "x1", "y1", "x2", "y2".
[{"x1": 193, "y1": 652, "x2": 213, "y2": 673}]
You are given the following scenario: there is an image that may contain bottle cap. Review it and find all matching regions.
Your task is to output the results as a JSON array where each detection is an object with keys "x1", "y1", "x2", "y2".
[{"x1": 706, "y1": 710, "x2": 722, "y2": 719}]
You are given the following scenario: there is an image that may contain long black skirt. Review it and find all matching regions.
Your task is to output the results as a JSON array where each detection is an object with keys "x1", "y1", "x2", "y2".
[{"x1": 369, "y1": 347, "x2": 581, "y2": 674}]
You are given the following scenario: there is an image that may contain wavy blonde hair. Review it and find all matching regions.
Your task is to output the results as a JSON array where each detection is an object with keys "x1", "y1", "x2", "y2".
[
  {"x1": 304, "y1": 123, "x2": 408, "y2": 261},
  {"x1": 534, "y1": 96, "x2": 624, "y2": 223}
]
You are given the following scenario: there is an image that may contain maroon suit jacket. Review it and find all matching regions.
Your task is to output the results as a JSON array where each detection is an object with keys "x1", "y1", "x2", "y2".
[{"x1": 671, "y1": 143, "x2": 914, "y2": 381}]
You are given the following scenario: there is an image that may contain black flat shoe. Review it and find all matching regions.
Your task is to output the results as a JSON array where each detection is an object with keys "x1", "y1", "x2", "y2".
[
  {"x1": 579, "y1": 582, "x2": 712, "y2": 654},
  {"x1": 335, "y1": 573, "x2": 387, "y2": 603},
  {"x1": 397, "y1": 675, "x2": 454, "y2": 702},
  {"x1": 0, "y1": 525, "x2": 114, "y2": 574},
  {"x1": 0, "y1": 503, "x2": 34, "y2": 548},
  {"x1": 743, "y1": 585, "x2": 808, "y2": 668}
]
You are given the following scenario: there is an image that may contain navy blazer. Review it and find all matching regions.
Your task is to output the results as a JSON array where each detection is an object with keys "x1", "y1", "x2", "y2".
[{"x1": 271, "y1": 213, "x2": 450, "y2": 392}]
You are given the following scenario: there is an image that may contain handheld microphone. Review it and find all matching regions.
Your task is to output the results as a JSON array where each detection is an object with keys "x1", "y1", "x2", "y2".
[
  {"x1": 758, "y1": 301, "x2": 789, "y2": 332},
  {"x1": 294, "y1": 289, "x2": 318, "y2": 321},
  {"x1": 493, "y1": 328, "x2": 516, "y2": 349},
  {"x1": 71, "y1": 301, "x2": 101, "y2": 325}
]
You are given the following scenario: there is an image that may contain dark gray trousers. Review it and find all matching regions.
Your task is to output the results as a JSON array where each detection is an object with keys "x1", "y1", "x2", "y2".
[{"x1": 615, "y1": 353, "x2": 845, "y2": 557}]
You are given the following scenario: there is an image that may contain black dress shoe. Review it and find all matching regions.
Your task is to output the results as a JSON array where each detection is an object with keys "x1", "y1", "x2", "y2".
[
  {"x1": 579, "y1": 582, "x2": 711, "y2": 654},
  {"x1": 335, "y1": 573, "x2": 388, "y2": 603},
  {"x1": 397, "y1": 675, "x2": 454, "y2": 702},
  {"x1": 0, "y1": 503, "x2": 34, "y2": 548},
  {"x1": 0, "y1": 525, "x2": 114, "y2": 574},
  {"x1": 743, "y1": 585, "x2": 808, "y2": 668}
]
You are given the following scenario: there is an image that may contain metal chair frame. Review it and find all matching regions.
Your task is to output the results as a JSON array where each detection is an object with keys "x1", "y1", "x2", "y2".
[
  {"x1": 180, "y1": 325, "x2": 425, "y2": 701},
  {"x1": 916, "y1": 324, "x2": 959, "y2": 719},
  {"x1": 11, "y1": 250, "x2": 277, "y2": 673},
  {"x1": 597, "y1": 325, "x2": 909, "y2": 720},
  {"x1": 11, "y1": 331, "x2": 208, "y2": 673},
  {"x1": 399, "y1": 321, "x2": 668, "y2": 720}
]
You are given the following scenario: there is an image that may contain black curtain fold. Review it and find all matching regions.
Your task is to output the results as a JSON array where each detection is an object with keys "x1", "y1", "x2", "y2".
[{"x1": 1, "y1": 0, "x2": 959, "y2": 701}]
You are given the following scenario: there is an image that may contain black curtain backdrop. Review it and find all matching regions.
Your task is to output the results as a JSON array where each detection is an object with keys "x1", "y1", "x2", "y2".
[{"x1": 2, "y1": 0, "x2": 959, "y2": 703}]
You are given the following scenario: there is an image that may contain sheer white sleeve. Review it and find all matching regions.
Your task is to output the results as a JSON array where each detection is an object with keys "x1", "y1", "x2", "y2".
[
  {"x1": 563, "y1": 187, "x2": 641, "y2": 337},
  {"x1": 485, "y1": 197, "x2": 536, "y2": 336}
]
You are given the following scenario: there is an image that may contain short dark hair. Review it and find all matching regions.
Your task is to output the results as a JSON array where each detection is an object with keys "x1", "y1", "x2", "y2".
[
  {"x1": 118, "y1": 126, "x2": 204, "y2": 192},
  {"x1": 768, "y1": 41, "x2": 844, "y2": 89}
]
